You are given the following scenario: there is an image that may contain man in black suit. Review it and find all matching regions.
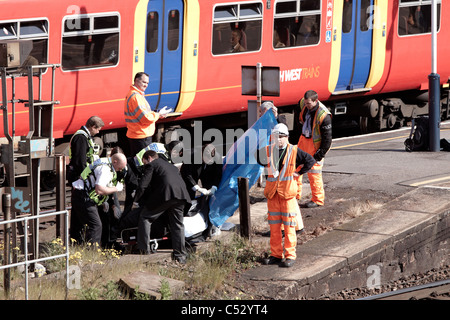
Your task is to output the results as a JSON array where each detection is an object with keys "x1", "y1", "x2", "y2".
[{"x1": 134, "y1": 150, "x2": 191, "y2": 263}]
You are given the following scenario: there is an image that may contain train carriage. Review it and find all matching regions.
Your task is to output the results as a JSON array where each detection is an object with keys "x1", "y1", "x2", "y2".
[{"x1": 0, "y1": 0, "x2": 449, "y2": 151}]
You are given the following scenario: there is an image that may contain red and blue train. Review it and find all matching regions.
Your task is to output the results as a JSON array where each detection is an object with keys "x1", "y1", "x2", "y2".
[{"x1": 0, "y1": 0, "x2": 448, "y2": 149}]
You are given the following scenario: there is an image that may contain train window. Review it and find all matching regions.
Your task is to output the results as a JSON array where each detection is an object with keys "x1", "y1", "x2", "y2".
[
  {"x1": 146, "y1": 12, "x2": 159, "y2": 53},
  {"x1": 342, "y1": 0, "x2": 352, "y2": 33},
  {"x1": 168, "y1": 10, "x2": 179, "y2": 51},
  {"x1": 64, "y1": 17, "x2": 90, "y2": 33},
  {"x1": 0, "y1": 22, "x2": 17, "y2": 39},
  {"x1": 240, "y1": 3, "x2": 263, "y2": 17},
  {"x1": 0, "y1": 19, "x2": 48, "y2": 73},
  {"x1": 276, "y1": 1, "x2": 296, "y2": 14},
  {"x1": 94, "y1": 16, "x2": 119, "y2": 30},
  {"x1": 360, "y1": 0, "x2": 371, "y2": 32},
  {"x1": 300, "y1": 0, "x2": 320, "y2": 12},
  {"x1": 20, "y1": 21, "x2": 48, "y2": 38},
  {"x1": 273, "y1": 0, "x2": 321, "y2": 48},
  {"x1": 398, "y1": 0, "x2": 441, "y2": 36},
  {"x1": 62, "y1": 13, "x2": 120, "y2": 71},
  {"x1": 214, "y1": 5, "x2": 238, "y2": 21},
  {"x1": 212, "y1": 2, "x2": 263, "y2": 55}
]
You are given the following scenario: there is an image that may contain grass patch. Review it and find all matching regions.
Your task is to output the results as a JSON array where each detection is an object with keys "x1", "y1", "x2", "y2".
[
  {"x1": 1, "y1": 233, "x2": 266, "y2": 300},
  {"x1": 345, "y1": 200, "x2": 383, "y2": 219}
]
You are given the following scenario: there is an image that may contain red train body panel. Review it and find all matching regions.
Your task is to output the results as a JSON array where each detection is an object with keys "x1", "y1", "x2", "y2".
[
  {"x1": 0, "y1": 0, "x2": 448, "y2": 144},
  {"x1": 0, "y1": 0, "x2": 138, "y2": 140}
]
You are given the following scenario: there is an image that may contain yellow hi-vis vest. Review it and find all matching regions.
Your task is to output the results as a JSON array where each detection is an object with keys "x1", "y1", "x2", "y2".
[
  {"x1": 133, "y1": 143, "x2": 168, "y2": 167},
  {"x1": 264, "y1": 143, "x2": 299, "y2": 200},
  {"x1": 298, "y1": 98, "x2": 331, "y2": 150},
  {"x1": 69, "y1": 129, "x2": 98, "y2": 165},
  {"x1": 80, "y1": 157, "x2": 118, "y2": 205}
]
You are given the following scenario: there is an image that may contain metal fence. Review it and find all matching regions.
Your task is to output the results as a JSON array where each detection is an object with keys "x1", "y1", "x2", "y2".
[{"x1": 1, "y1": 210, "x2": 69, "y2": 300}]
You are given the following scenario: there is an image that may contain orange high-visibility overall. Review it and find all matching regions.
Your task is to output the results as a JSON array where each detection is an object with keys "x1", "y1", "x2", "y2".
[
  {"x1": 264, "y1": 143, "x2": 304, "y2": 260},
  {"x1": 296, "y1": 99, "x2": 330, "y2": 206}
]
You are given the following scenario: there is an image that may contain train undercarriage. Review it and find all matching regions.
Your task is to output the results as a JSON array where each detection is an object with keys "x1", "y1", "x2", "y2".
[
  {"x1": 328, "y1": 88, "x2": 450, "y2": 135},
  {"x1": 2, "y1": 86, "x2": 450, "y2": 191}
]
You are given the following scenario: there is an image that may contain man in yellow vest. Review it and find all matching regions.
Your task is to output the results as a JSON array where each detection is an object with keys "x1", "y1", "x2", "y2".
[
  {"x1": 295, "y1": 90, "x2": 332, "y2": 208},
  {"x1": 259, "y1": 123, "x2": 315, "y2": 267},
  {"x1": 71, "y1": 153, "x2": 127, "y2": 245},
  {"x1": 67, "y1": 116, "x2": 104, "y2": 184}
]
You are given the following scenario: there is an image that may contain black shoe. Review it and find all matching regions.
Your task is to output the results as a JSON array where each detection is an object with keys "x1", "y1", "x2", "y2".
[
  {"x1": 264, "y1": 229, "x2": 302, "y2": 238},
  {"x1": 262, "y1": 230, "x2": 287, "y2": 238},
  {"x1": 301, "y1": 201, "x2": 320, "y2": 208},
  {"x1": 174, "y1": 256, "x2": 187, "y2": 265},
  {"x1": 262, "y1": 230, "x2": 271, "y2": 237},
  {"x1": 172, "y1": 254, "x2": 187, "y2": 265},
  {"x1": 262, "y1": 256, "x2": 282, "y2": 265},
  {"x1": 280, "y1": 258, "x2": 295, "y2": 268}
]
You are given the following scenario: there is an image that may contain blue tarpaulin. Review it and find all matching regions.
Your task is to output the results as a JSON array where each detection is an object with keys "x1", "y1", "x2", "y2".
[{"x1": 209, "y1": 111, "x2": 277, "y2": 227}]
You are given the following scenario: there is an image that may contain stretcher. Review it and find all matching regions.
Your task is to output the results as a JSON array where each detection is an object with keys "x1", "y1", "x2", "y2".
[{"x1": 120, "y1": 227, "x2": 168, "y2": 253}]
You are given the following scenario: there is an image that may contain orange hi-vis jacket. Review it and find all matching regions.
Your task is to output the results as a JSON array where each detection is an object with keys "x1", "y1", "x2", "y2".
[
  {"x1": 264, "y1": 143, "x2": 299, "y2": 200},
  {"x1": 124, "y1": 85, "x2": 161, "y2": 139}
]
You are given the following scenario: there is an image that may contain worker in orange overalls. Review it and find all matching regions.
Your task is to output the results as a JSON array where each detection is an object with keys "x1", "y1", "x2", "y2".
[
  {"x1": 124, "y1": 72, "x2": 171, "y2": 156},
  {"x1": 258, "y1": 123, "x2": 315, "y2": 268},
  {"x1": 294, "y1": 90, "x2": 332, "y2": 208}
]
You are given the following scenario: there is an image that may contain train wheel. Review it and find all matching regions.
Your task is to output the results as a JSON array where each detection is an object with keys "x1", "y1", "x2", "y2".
[
  {"x1": 93, "y1": 136, "x2": 104, "y2": 156},
  {"x1": 359, "y1": 116, "x2": 377, "y2": 134}
]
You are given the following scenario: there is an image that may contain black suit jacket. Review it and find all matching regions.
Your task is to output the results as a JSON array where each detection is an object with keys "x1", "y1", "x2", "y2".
[
  {"x1": 134, "y1": 158, "x2": 191, "y2": 209},
  {"x1": 67, "y1": 126, "x2": 92, "y2": 183}
]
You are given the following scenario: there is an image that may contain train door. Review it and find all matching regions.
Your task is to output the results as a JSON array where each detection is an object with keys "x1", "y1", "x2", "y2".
[
  {"x1": 145, "y1": 0, "x2": 184, "y2": 111},
  {"x1": 335, "y1": 0, "x2": 373, "y2": 92}
]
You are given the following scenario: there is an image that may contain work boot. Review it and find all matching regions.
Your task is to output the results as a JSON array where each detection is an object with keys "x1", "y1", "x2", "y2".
[
  {"x1": 172, "y1": 254, "x2": 187, "y2": 265},
  {"x1": 263, "y1": 229, "x2": 304, "y2": 238},
  {"x1": 280, "y1": 258, "x2": 295, "y2": 268},
  {"x1": 261, "y1": 230, "x2": 271, "y2": 237},
  {"x1": 262, "y1": 256, "x2": 282, "y2": 265},
  {"x1": 301, "y1": 201, "x2": 320, "y2": 208}
]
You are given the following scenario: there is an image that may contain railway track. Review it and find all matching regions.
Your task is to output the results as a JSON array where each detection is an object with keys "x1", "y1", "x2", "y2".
[
  {"x1": 359, "y1": 280, "x2": 450, "y2": 300},
  {"x1": 39, "y1": 187, "x2": 72, "y2": 212}
]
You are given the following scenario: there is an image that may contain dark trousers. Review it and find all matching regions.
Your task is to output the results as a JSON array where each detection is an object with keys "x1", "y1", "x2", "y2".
[
  {"x1": 71, "y1": 189, "x2": 102, "y2": 245},
  {"x1": 138, "y1": 199, "x2": 187, "y2": 258},
  {"x1": 128, "y1": 136, "x2": 152, "y2": 157}
]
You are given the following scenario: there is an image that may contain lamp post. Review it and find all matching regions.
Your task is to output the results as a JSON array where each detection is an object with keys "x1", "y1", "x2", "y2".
[{"x1": 428, "y1": 0, "x2": 440, "y2": 151}]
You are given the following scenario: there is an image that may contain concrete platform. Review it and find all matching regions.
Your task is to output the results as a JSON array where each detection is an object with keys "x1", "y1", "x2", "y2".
[
  {"x1": 238, "y1": 189, "x2": 449, "y2": 299},
  {"x1": 235, "y1": 123, "x2": 450, "y2": 299}
]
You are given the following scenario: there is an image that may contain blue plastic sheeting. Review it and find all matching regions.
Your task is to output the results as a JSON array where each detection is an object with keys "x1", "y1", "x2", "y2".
[{"x1": 209, "y1": 111, "x2": 277, "y2": 227}]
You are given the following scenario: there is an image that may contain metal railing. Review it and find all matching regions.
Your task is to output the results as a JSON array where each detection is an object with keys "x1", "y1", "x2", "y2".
[{"x1": 1, "y1": 209, "x2": 69, "y2": 300}]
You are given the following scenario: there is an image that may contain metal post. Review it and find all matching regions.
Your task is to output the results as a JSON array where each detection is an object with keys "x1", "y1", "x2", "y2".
[
  {"x1": 56, "y1": 154, "x2": 67, "y2": 240},
  {"x1": 23, "y1": 218, "x2": 29, "y2": 300},
  {"x1": 256, "y1": 63, "x2": 263, "y2": 186},
  {"x1": 428, "y1": 0, "x2": 440, "y2": 151},
  {"x1": 65, "y1": 210, "x2": 70, "y2": 300},
  {"x1": 2, "y1": 193, "x2": 11, "y2": 298},
  {"x1": 256, "y1": 62, "x2": 262, "y2": 110},
  {"x1": 429, "y1": 74, "x2": 440, "y2": 151},
  {"x1": 238, "y1": 177, "x2": 251, "y2": 240}
]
